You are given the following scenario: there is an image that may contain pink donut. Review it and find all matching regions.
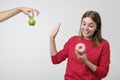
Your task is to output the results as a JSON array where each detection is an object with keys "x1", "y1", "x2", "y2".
[{"x1": 75, "y1": 43, "x2": 86, "y2": 53}]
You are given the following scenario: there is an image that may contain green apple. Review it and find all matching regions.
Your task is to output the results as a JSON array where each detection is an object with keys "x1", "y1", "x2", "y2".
[{"x1": 28, "y1": 18, "x2": 36, "y2": 26}]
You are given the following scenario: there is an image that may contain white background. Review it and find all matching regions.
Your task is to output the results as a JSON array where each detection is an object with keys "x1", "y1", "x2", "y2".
[{"x1": 0, "y1": 0, "x2": 120, "y2": 80}]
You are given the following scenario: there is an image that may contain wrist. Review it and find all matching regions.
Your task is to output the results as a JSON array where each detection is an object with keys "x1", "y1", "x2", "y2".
[
  {"x1": 84, "y1": 59, "x2": 89, "y2": 64},
  {"x1": 50, "y1": 36, "x2": 55, "y2": 40}
]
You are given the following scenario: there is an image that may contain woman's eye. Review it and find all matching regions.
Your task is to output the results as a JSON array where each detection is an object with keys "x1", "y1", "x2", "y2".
[
  {"x1": 89, "y1": 25, "x2": 94, "y2": 28},
  {"x1": 89, "y1": 26, "x2": 93, "y2": 28},
  {"x1": 82, "y1": 23, "x2": 86, "y2": 26}
]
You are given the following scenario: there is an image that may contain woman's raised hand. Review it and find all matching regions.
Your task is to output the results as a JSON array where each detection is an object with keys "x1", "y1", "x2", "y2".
[{"x1": 50, "y1": 23, "x2": 61, "y2": 38}]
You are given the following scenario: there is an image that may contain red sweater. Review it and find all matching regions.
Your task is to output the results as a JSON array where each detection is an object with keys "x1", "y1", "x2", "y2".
[{"x1": 51, "y1": 36, "x2": 110, "y2": 80}]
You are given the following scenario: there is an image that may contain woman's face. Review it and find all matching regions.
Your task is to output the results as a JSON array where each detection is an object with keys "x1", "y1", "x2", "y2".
[{"x1": 80, "y1": 17, "x2": 97, "y2": 40}]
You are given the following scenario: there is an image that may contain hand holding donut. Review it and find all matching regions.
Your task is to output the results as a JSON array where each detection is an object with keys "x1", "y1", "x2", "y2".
[
  {"x1": 75, "y1": 43, "x2": 89, "y2": 63},
  {"x1": 75, "y1": 43, "x2": 86, "y2": 55}
]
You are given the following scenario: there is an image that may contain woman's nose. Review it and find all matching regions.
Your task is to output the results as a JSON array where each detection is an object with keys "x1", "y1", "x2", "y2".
[{"x1": 84, "y1": 25, "x2": 89, "y2": 30}]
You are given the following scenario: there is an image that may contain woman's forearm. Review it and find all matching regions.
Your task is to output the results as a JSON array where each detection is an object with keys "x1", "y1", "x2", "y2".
[
  {"x1": 84, "y1": 60, "x2": 97, "y2": 72},
  {"x1": 50, "y1": 37, "x2": 57, "y2": 56}
]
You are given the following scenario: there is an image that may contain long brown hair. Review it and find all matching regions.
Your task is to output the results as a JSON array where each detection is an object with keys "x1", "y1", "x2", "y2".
[{"x1": 79, "y1": 11, "x2": 103, "y2": 46}]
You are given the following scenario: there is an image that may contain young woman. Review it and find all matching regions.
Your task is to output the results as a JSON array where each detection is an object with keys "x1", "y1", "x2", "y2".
[
  {"x1": 50, "y1": 11, "x2": 110, "y2": 80},
  {"x1": 0, "y1": 7, "x2": 39, "y2": 22}
]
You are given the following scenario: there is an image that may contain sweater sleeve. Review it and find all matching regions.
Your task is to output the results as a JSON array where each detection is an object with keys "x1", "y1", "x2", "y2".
[
  {"x1": 94, "y1": 40, "x2": 110, "y2": 78},
  {"x1": 51, "y1": 36, "x2": 74, "y2": 64}
]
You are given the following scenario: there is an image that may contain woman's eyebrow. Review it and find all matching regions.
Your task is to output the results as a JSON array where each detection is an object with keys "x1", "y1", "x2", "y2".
[{"x1": 82, "y1": 20, "x2": 95, "y2": 25}]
